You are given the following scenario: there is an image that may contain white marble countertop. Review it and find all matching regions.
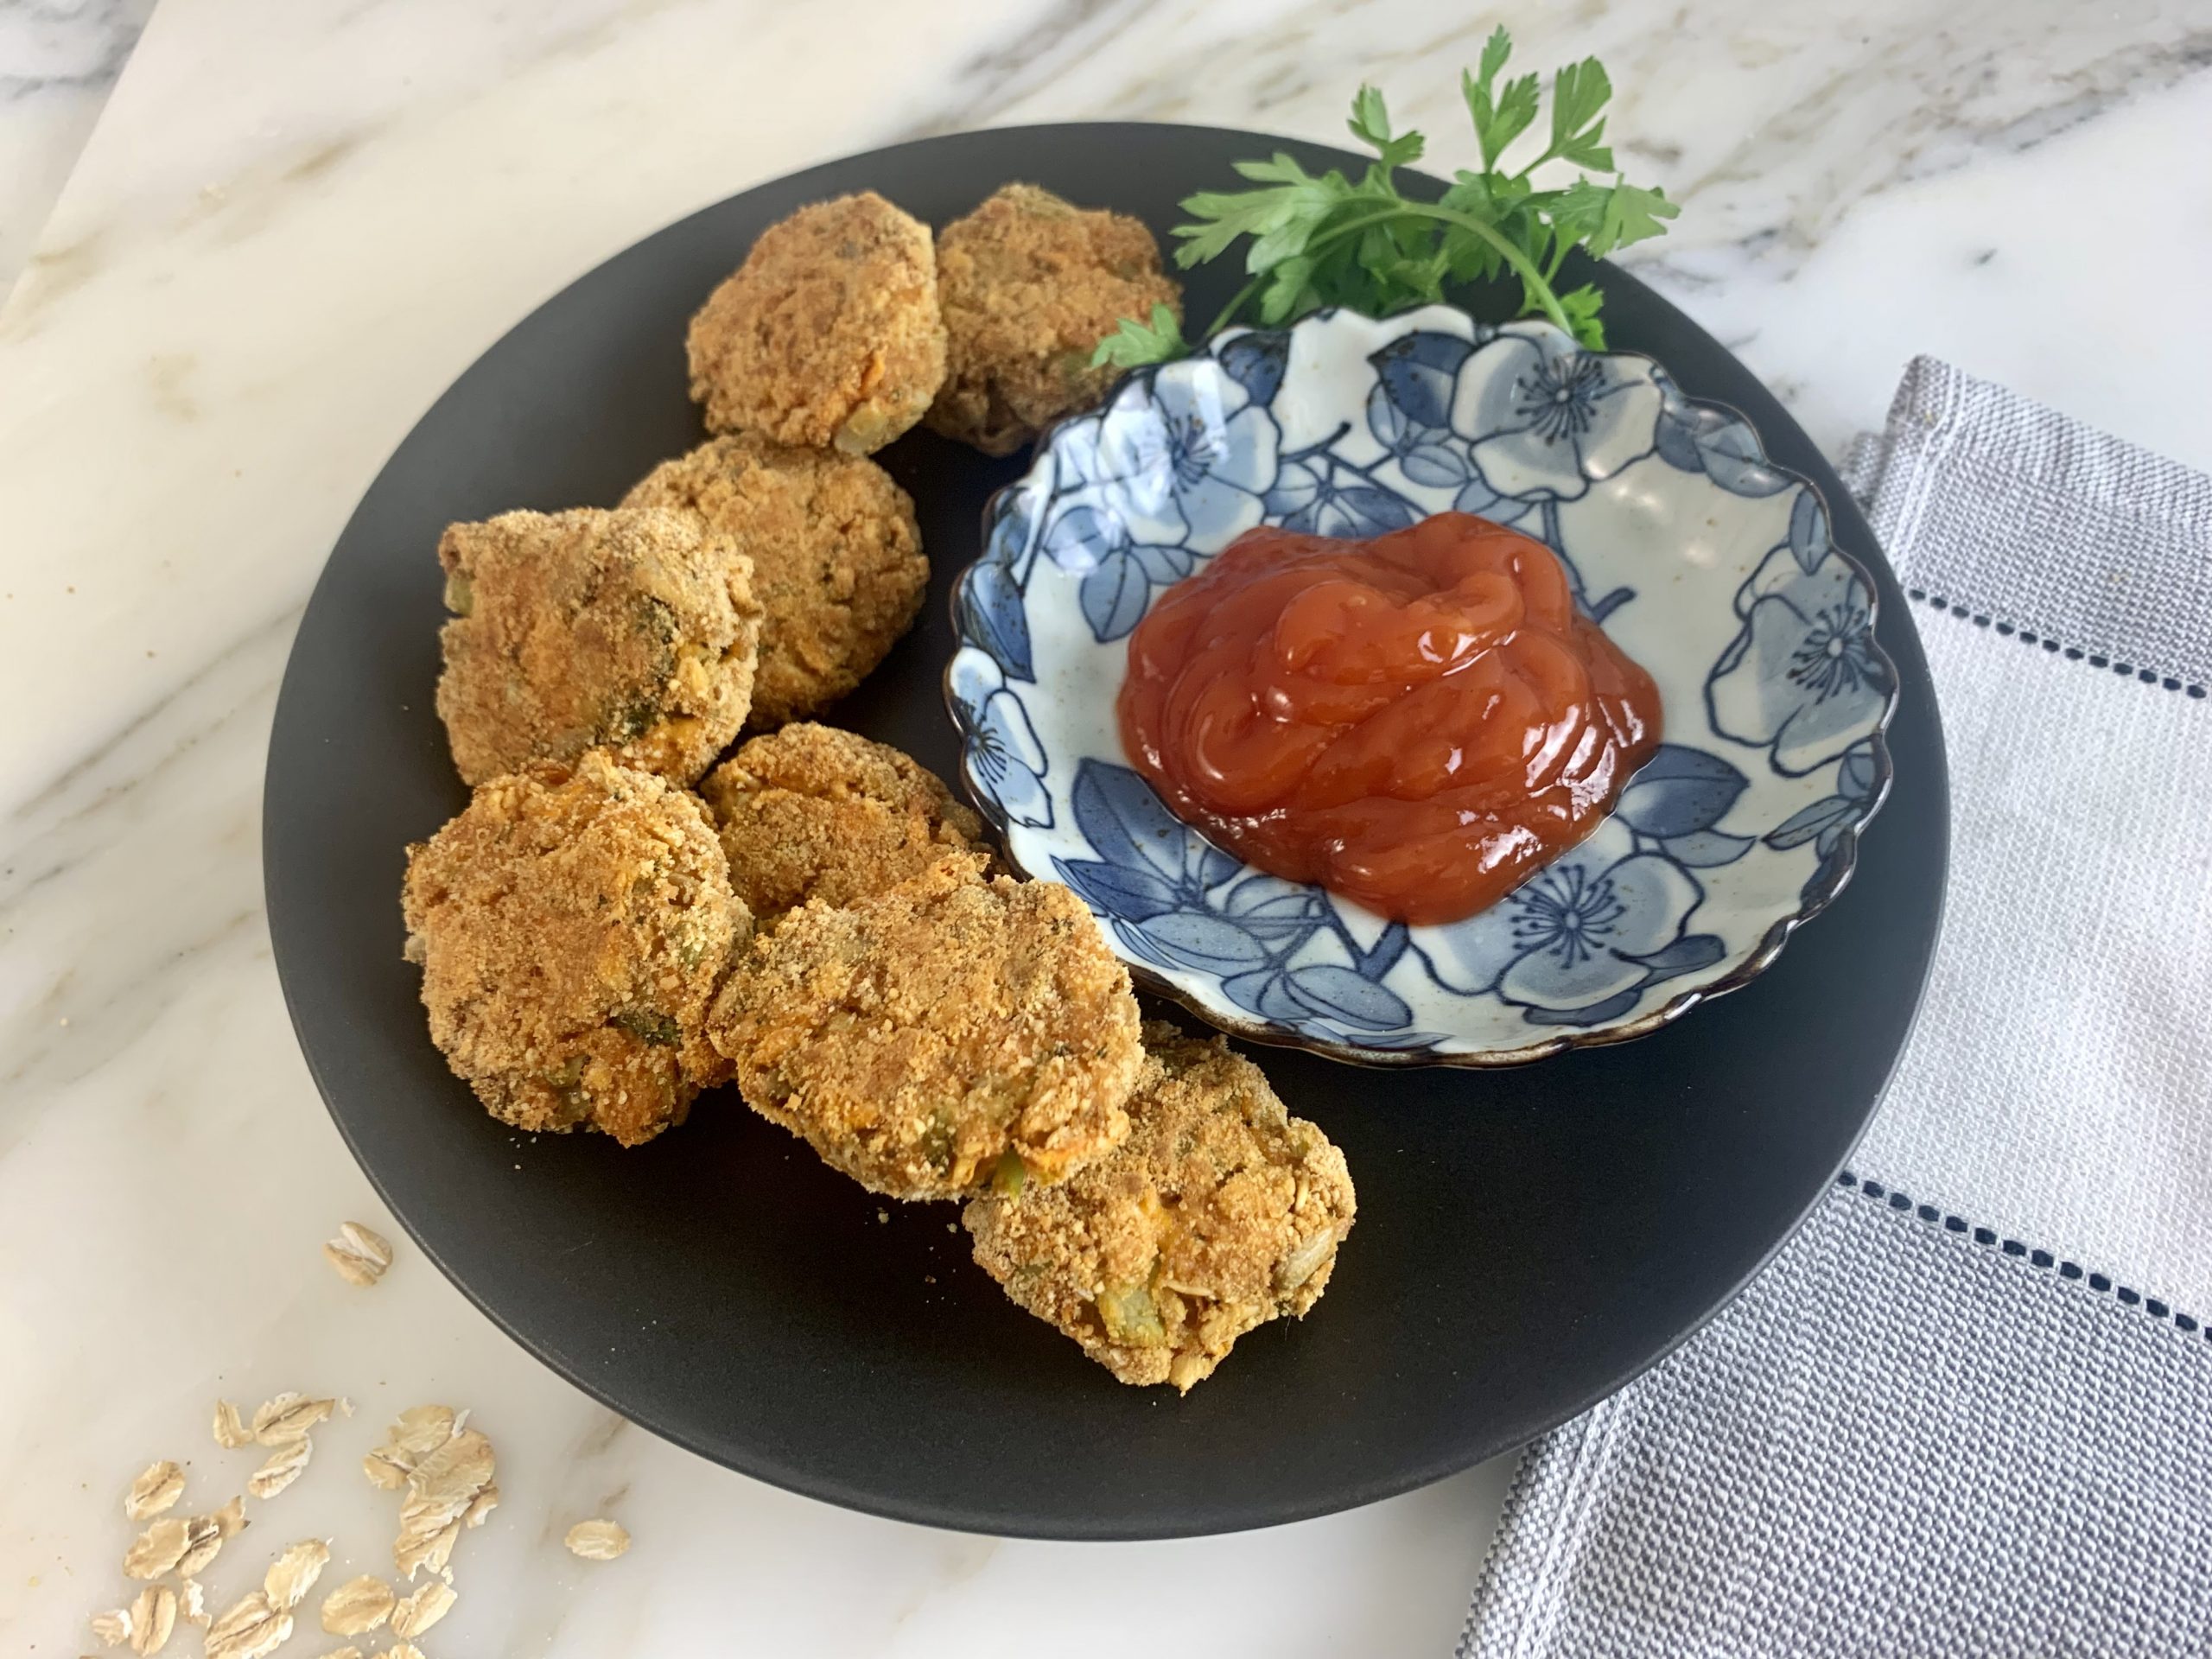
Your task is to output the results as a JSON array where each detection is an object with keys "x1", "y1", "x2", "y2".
[
  {"x1": 0, "y1": 0, "x2": 156, "y2": 293},
  {"x1": 3, "y1": 2, "x2": 2208, "y2": 1655}
]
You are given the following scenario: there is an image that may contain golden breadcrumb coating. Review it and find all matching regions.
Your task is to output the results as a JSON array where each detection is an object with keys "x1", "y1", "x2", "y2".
[
  {"x1": 685, "y1": 192, "x2": 947, "y2": 454},
  {"x1": 698, "y1": 723, "x2": 990, "y2": 924},
  {"x1": 709, "y1": 856, "x2": 1141, "y2": 1199},
  {"x1": 434, "y1": 507, "x2": 761, "y2": 787},
  {"x1": 927, "y1": 183, "x2": 1184, "y2": 455},
  {"x1": 963, "y1": 1021, "x2": 1356, "y2": 1392},
  {"x1": 401, "y1": 751, "x2": 750, "y2": 1147},
  {"x1": 623, "y1": 436, "x2": 926, "y2": 727}
]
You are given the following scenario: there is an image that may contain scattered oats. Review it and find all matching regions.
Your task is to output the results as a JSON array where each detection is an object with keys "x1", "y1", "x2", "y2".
[
  {"x1": 175, "y1": 1512, "x2": 226, "y2": 1577},
  {"x1": 321, "y1": 1650, "x2": 364, "y2": 1659},
  {"x1": 364, "y1": 1406, "x2": 455, "y2": 1490},
  {"x1": 123, "y1": 1516, "x2": 189, "y2": 1580},
  {"x1": 361, "y1": 1451, "x2": 410, "y2": 1491},
  {"x1": 388, "y1": 1580, "x2": 454, "y2": 1640},
  {"x1": 124, "y1": 1460, "x2": 186, "y2": 1521},
  {"x1": 405, "y1": 1427, "x2": 493, "y2": 1511},
  {"x1": 318, "y1": 1576, "x2": 393, "y2": 1637},
  {"x1": 178, "y1": 1580, "x2": 208, "y2": 1627},
  {"x1": 264, "y1": 1539, "x2": 331, "y2": 1609},
  {"x1": 216, "y1": 1495, "x2": 250, "y2": 1536},
  {"x1": 203, "y1": 1591, "x2": 291, "y2": 1659},
  {"x1": 375, "y1": 1646, "x2": 426, "y2": 1659},
  {"x1": 397, "y1": 1433, "x2": 502, "y2": 1583},
  {"x1": 213, "y1": 1400, "x2": 253, "y2": 1449},
  {"x1": 254, "y1": 1394, "x2": 338, "y2": 1446},
  {"x1": 463, "y1": 1484, "x2": 499, "y2": 1529},
  {"x1": 390, "y1": 1406, "x2": 458, "y2": 1455},
  {"x1": 322, "y1": 1223, "x2": 393, "y2": 1287},
  {"x1": 127, "y1": 1585, "x2": 175, "y2": 1656},
  {"x1": 90, "y1": 1608, "x2": 131, "y2": 1647},
  {"x1": 248, "y1": 1435, "x2": 313, "y2": 1500},
  {"x1": 564, "y1": 1519, "x2": 631, "y2": 1560},
  {"x1": 392, "y1": 1516, "x2": 459, "y2": 1584}
]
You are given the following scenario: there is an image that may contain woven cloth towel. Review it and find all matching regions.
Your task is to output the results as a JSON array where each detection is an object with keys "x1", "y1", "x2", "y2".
[{"x1": 1459, "y1": 359, "x2": 2212, "y2": 1659}]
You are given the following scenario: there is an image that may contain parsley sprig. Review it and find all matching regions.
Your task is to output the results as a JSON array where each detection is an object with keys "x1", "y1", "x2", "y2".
[{"x1": 1093, "y1": 28, "x2": 1677, "y2": 368}]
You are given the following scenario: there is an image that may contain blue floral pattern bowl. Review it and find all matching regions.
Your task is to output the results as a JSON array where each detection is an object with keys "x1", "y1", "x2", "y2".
[{"x1": 944, "y1": 307, "x2": 1897, "y2": 1065}]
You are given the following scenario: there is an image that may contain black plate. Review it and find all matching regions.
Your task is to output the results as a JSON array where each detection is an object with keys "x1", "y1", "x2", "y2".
[{"x1": 264, "y1": 124, "x2": 1948, "y2": 1540}]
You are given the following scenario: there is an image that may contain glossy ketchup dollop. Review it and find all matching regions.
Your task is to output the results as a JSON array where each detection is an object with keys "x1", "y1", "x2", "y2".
[{"x1": 1117, "y1": 512, "x2": 1662, "y2": 927}]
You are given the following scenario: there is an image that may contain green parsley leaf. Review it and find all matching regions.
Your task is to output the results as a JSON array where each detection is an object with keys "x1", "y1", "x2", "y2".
[
  {"x1": 1549, "y1": 178, "x2": 1679, "y2": 258},
  {"x1": 1462, "y1": 31, "x2": 1541, "y2": 172},
  {"x1": 1090, "y1": 38, "x2": 1679, "y2": 365},
  {"x1": 1603, "y1": 181, "x2": 1680, "y2": 249},
  {"x1": 1547, "y1": 57, "x2": 1614, "y2": 169},
  {"x1": 1489, "y1": 73, "x2": 1543, "y2": 168},
  {"x1": 1438, "y1": 169, "x2": 1544, "y2": 283},
  {"x1": 1348, "y1": 86, "x2": 1425, "y2": 173},
  {"x1": 1546, "y1": 178, "x2": 1610, "y2": 248},
  {"x1": 1476, "y1": 25, "x2": 1512, "y2": 87},
  {"x1": 1090, "y1": 302, "x2": 1189, "y2": 369},
  {"x1": 1173, "y1": 154, "x2": 1356, "y2": 270},
  {"x1": 1255, "y1": 254, "x2": 1319, "y2": 324},
  {"x1": 1554, "y1": 284, "x2": 1607, "y2": 350}
]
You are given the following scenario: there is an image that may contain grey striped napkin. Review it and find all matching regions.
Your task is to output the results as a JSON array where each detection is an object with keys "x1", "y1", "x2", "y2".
[{"x1": 1459, "y1": 359, "x2": 2212, "y2": 1659}]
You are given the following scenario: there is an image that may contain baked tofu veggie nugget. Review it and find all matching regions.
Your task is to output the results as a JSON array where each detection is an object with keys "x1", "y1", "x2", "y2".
[
  {"x1": 927, "y1": 183, "x2": 1182, "y2": 455},
  {"x1": 699, "y1": 723, "x2": 990, "y2": 925},
  {"x1": 434, "y1": 506, "x2": 762, "y2": 787},
  {"x1": 624, "y1": 436, "x2": 926, "y2": 728},
  {"x1": 402, "y1": 751, "x2": 751, "y2": 1147},
  {"x1": 709, "y1": 855, "x2": 1142, "y2": 1200},
  {"x1": 963, "y1": 1022, "x2": 1356, "y2": 1391},
  {"x1": 686, "y1": 191, "x2": 946, "y2": 455}
]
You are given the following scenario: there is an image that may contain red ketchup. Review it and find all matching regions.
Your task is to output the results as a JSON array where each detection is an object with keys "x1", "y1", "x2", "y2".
[{"x1": 1116, "y1": 512, "x2": 1663, "y2": 927}]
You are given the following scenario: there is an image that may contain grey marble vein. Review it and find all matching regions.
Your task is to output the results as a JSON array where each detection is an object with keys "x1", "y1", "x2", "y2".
[{"x1": 0, "y1": 0, "x2": 159, "y2": 289}]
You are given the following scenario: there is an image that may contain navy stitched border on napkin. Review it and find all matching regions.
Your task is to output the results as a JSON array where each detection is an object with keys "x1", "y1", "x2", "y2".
[
  {"x1": 1460, "y1": 360, "x2": 2212, "y2": 1658},
  {"x1": 1459, "y1": 1177, "x2": 2212, "y2": 1658},
  {"x1": 1845, "y1": 360, "x2": 2212, "y2": 690}
]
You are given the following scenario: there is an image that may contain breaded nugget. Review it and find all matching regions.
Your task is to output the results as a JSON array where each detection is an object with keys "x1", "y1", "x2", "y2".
[
  {"x1": 709, "y1": 855, "x2": 1142, "y2": 1199},
  {"x1": 624, "y1": 437, "x2": 925, "y2": 727},
  {"x1": 963, "y1": 1021, "x2": 1356, "y2": 1391},
  {"x1": 401, "y1": 751, "x2": 750, "y2": 1147},
  {"x1": 435, "y1": 506, "x2": 762, "y2": 786},
  {"x1": 698, "y1": 723, "x2": 989, "y2": 923},
  {"x1": 927, "y1": 183, "x2": 1184, "y2": 455},
  {"x1": 686, "y1": 192, "x2": 946, "y2": 454}
]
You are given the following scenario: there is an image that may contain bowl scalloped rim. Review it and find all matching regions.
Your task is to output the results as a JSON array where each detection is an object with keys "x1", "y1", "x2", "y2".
[{"x1": 943, "y1": 304, "x2": 1900, "y2": 1068}]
